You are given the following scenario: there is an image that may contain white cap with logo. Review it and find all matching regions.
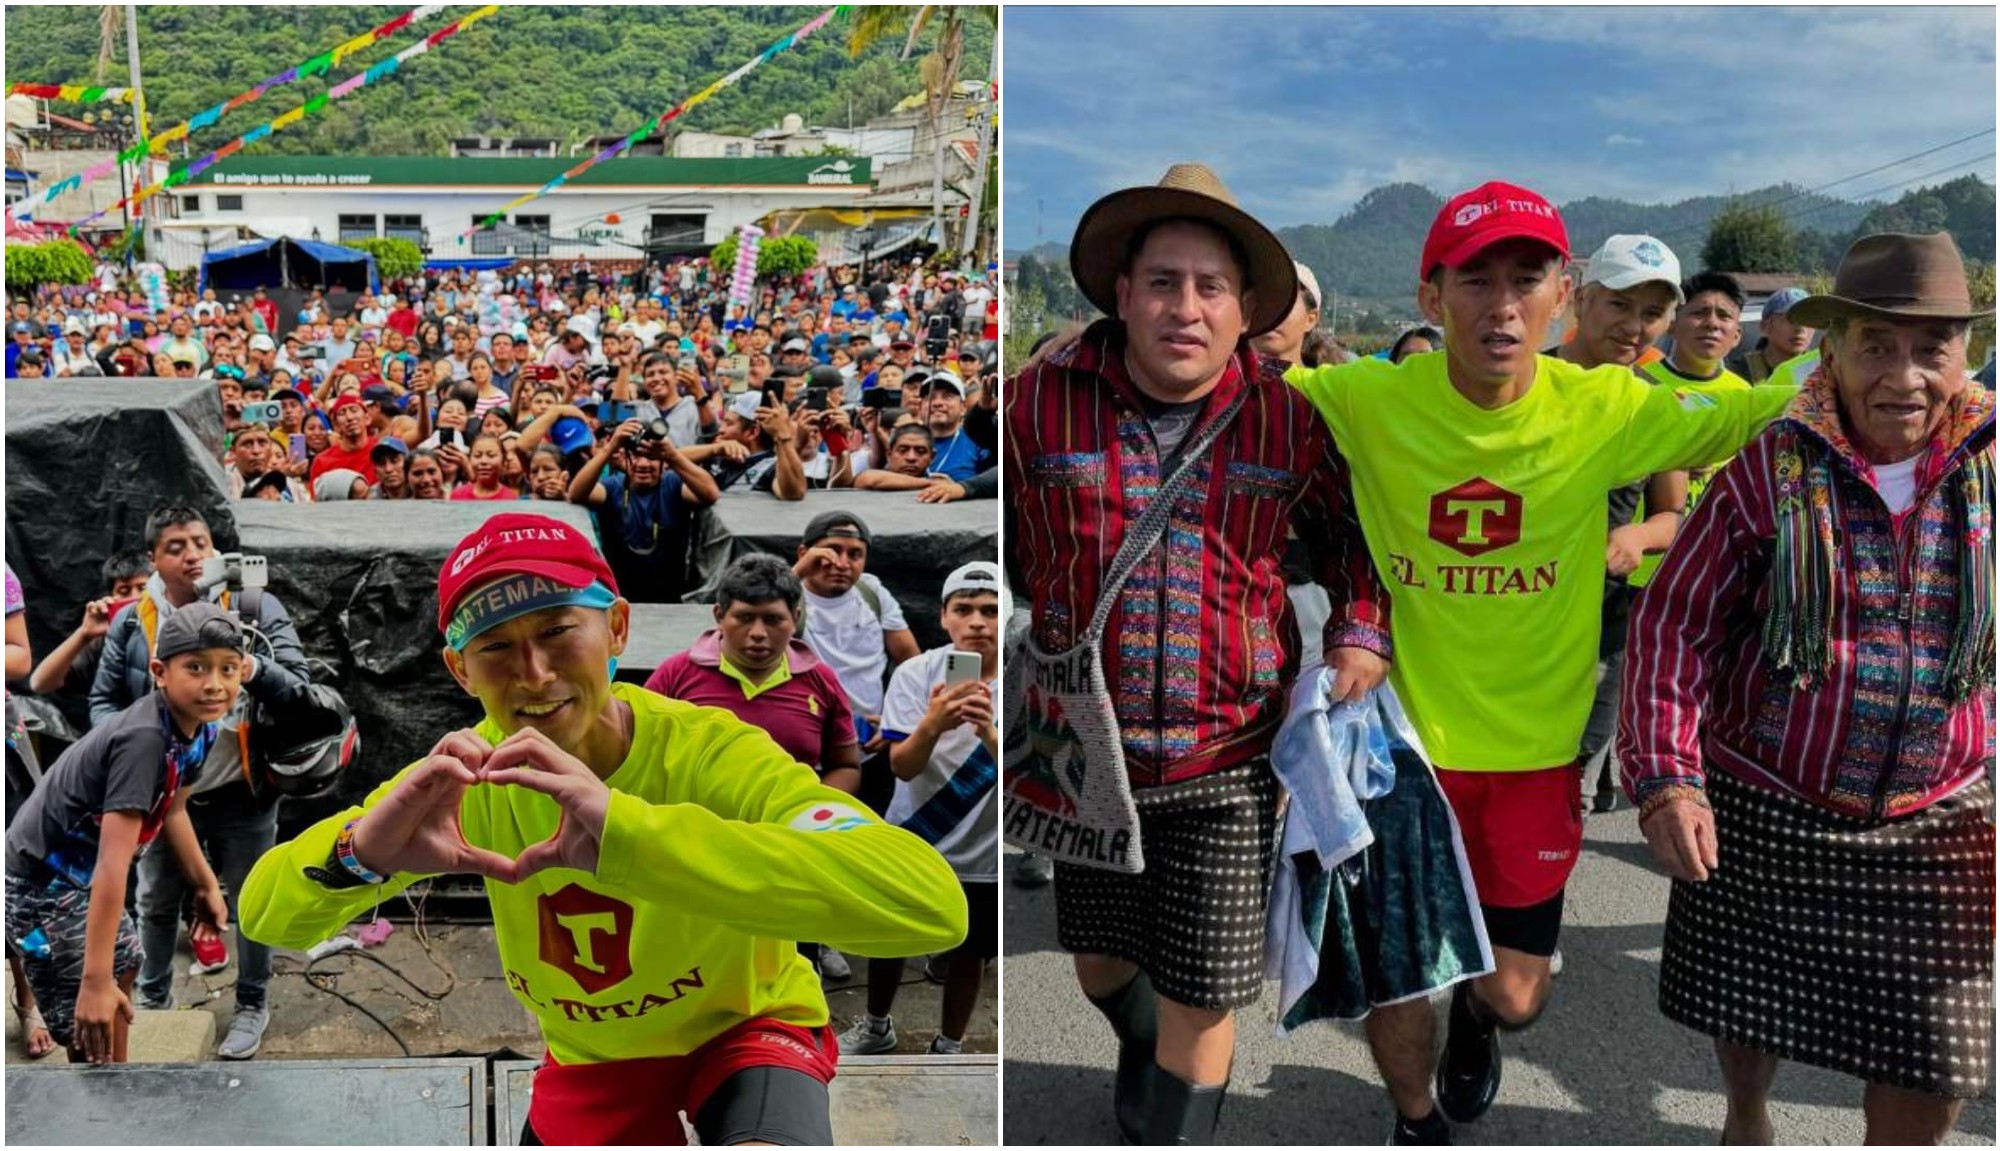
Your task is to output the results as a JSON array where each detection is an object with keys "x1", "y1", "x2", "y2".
[{"x1": 1582, "y1": 234, "x2": 1684, "y2": 302}]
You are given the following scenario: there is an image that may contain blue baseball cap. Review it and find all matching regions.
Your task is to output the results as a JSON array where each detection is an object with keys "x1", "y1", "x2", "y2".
[
  {"x1": 1763, "y1": 286, "x2": 1810, "y2": 318},
  {"x1": 549, "y1": 416, "x2": 594, "y2": 456}
]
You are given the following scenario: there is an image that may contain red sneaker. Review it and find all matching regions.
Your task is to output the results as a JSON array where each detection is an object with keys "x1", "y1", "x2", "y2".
[{"x1": 190, "y1": 921, "x2": 230, "y2": 974}]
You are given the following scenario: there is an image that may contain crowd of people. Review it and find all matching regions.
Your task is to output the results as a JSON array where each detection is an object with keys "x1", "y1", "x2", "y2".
[
  {"x1": 7, "y1": 251, "x2": 1000, "y2": 606},
  {"x1": 3, "y1": 248, "x2": 1002, "y2": 1092},
  {"x1": 1005, "y1": 163, "x2": 1992, "y2": 1146}
]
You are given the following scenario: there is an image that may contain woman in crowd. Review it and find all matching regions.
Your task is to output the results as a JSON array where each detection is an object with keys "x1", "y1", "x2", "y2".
[
  {"x1": 405, "y1": 449, "x2": 447, "y2": 500},
  {"x1": 525, "y1": 444, "x2": 571, "y2": 502},
  {"x1": 448, "y1": 435, "x2": 516, "y2": 501},
  {"x1": 479, "y1": 405, "x2": 515, "y2": 442},
  {"x1": 420, "y1": 396, "x2": 472, "y2": 453},
  {"x1": 466, "y1": 355, "x2": 510, "y2": 421}
]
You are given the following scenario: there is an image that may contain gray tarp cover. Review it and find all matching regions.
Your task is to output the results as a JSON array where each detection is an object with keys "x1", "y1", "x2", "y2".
[
  {"x1": 690, "y1": 489, "x2": 1000, "y2": 651},
  {"x1": 6, "y1": 379, "x2": 240, "y2": 677}
]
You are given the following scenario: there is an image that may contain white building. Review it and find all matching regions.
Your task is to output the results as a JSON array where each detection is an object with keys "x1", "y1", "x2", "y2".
[{"x1": 158, "y1": 153, "x2": 874, "y2": 271}]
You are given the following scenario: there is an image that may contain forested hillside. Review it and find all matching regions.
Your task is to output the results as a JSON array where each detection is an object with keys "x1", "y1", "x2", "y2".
[{"x1": 5, "y1": 5, "x2": 994, "y2": 154}]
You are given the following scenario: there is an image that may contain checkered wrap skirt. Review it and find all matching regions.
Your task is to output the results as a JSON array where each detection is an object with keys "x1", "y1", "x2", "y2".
[
  {"x1": 1659, "y1": 770, "x2": 1994, "y2": 1098},
  {"x1": 1052, "y1": 758, "x2": 1279, "y2": 1011}
]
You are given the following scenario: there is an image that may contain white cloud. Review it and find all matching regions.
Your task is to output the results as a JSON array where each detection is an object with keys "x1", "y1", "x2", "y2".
[{"x1": 1002, "y1": 6, "x2": 1996, "y2": 233}]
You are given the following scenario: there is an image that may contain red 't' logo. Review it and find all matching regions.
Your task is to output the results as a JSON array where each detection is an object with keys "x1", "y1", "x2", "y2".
[
  {"x1": 536, "y1": 883, "x2": 635, "y2": 995},
  {"x1": 1428, "y1": 478, "x2": 1523, "y2": 557}
]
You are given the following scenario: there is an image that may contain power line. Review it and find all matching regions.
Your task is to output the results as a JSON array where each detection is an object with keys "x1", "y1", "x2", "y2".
[
  {"x1": 1776, "y1": 152, "x2": 1995, "y2": 231},
  {"x1": 1652, "y1": 128, "x2": 1995, "y2": 243}
]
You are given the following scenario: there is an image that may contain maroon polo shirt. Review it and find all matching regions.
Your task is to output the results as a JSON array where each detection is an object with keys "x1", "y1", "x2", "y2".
[{"x1": 643, "y1": 632, "x2": 858, "y2": 773}]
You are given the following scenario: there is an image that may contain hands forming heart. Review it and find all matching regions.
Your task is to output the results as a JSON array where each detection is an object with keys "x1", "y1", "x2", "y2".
[{"x1": 350, "y1": 726, "x2": 612, "y2": 886}]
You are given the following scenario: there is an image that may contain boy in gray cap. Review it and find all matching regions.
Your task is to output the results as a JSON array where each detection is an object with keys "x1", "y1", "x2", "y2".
[{"x1": 3, "y1": 603, "x2": 245, "y2": 1064}]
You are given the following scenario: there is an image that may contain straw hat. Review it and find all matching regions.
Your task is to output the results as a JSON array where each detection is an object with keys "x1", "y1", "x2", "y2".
[{"x1": 1069, "y1": 163, "x2": 1298, "y2": 337}]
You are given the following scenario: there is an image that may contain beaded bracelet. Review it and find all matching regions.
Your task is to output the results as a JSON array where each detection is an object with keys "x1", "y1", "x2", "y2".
[
  {"x1": 334, "y1": 817, "x2": 388, "y2": 886},
  {"x1": 1636, "y1": 784, "x2": 1710, "y2": 829}
]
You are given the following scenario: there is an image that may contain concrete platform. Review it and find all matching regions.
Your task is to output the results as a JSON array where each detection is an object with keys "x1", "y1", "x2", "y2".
[
  {"x1": 8, "y1": 1054, "x2": 995, "y2": 1145},
  {"x1": 6, "y1": 968, "x2": 212, "y2": 1064},
  {"x1": 7, "y1": 1058, "x2": 487, "y2": 1145}
]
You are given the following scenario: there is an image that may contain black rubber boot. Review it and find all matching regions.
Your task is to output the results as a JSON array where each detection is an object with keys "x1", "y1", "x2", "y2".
[
  {"x1": 1434, "y1": 983, "x2": 1501, "y2": 1124},
  {"x1": 1087, "y1": 973, "x2": 1158, "y2": 1144},
  {"x1": 1139, "y1": 1065, "x2": 1228, "y2": 1146}
]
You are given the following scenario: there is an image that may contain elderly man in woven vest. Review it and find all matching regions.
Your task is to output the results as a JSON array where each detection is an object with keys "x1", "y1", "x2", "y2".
[
  {"x1": 1621, "y1": 231, "x2": 1994, "y2": 1145},
  {"x1": 1003, "y1": 163, "x2": 1391, "y2": 1144}
]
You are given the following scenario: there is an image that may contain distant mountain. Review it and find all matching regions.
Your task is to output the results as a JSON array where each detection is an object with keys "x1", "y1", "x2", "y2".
[{"x1": 1010, "y1": 177, "x2": 1994, "y2": 323}]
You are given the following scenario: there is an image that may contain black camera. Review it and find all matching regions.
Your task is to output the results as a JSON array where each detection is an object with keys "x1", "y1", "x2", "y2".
[{"x1": 635, "y1": 417, "x2": 673, "y2": 443}]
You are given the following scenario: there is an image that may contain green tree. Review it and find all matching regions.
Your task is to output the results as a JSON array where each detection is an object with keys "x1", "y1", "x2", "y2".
[
  {"x1": 709, "y1": 233, "x2": 818, "y2": 279},
  {"x1": 846, "y1": 6, "x2": 998, "y2": 240},
  {"x1": 1701, "y1": 201, "x2": 1798, "y2": 273},
  {"x1": 4, "y1": 239, "x2": 95, "y2": 291},
  {"x1": 347, "y1": 236, "x2": 423, "y2": 280}
]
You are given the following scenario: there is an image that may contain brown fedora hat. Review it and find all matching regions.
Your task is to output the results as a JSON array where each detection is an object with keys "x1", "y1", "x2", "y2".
[
  {"x1": 1069, "y1": 162, "x2": 1299, "y2": 337},
  {"x1": 1788, "y1": 231, "x2": 1991, "y2": 329}
]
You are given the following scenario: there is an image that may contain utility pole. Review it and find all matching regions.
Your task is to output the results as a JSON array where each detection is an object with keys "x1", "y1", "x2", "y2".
[
  {"x1": 959, "y1": 48, "x2": 997, "y2": 266},
  {"x1": 123, "y1": 3, "x2": 150, "y2": 256}
]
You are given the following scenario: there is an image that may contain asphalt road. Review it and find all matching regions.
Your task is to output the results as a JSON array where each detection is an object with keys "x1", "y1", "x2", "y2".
[{"x1": 1002, "y1": 806, "x2": 1997, "y2": 1146}]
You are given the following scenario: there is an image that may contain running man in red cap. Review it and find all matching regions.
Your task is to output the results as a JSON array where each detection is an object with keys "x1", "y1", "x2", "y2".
[
  {"x1": 1286, "y1": 182, "x2": 1798, "y2": 1144},
  {"x1": 241, "y1": 513, "x2": 967, "y2": 1145}
]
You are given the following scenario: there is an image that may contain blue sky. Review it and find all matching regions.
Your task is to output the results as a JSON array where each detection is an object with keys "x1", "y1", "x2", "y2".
[{"x1": 1003, "y1": 5, "x2": 1996, "y2": 248}]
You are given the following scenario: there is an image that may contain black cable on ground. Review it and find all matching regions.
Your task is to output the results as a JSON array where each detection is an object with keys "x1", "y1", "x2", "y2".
[{"x1": 279, "y1": 944, "x2": 456, "y2": 1058}]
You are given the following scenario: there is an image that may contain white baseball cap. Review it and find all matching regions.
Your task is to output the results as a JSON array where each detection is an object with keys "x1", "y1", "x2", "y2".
[
  {"x1": 1581, "y1": 235, "x2": 1684, "y2": 302},
  {"x1": 1293, "y1": 261, "x2": 1322, "y2": 308},
  {"x1": 728, "y1": 392, "x2": 763, "y2": 421},
  {"x1": 922, "y1": 369, "x2": 967, "y2": 397},
  {"x1": 942, "y1": 561, "x2": 1002, "y2": 601},
  {"x1": 249, "y1": 334, "x2": 275, "y2": 352}
]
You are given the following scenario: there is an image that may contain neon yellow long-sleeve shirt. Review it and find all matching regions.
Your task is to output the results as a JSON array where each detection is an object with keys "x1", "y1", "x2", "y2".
[{"x1": 241, "y1": 683, "x2": 968, "y2": 1065}]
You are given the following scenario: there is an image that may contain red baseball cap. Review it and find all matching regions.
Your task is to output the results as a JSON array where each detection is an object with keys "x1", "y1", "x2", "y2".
[
  {"x1": 436, "y1": 513, "x2": 619, "y2": 633},
  {"x1": 1420, "y1": 181, "x2": 1570, "y2": 281},
  {"x1": 327, "y1": 393, "x2": 366, "y2": 416}
]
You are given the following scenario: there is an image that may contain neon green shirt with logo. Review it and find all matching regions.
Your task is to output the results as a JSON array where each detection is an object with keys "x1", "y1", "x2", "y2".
[
  {"x1": 1287, "y1": 352, "x2": 1794, "y2": 772},
  {"x1": 1624, "y1": 358, "x2": 1754, "y2": 586},
  {"x1": 241, "y1": 683, "x2": 966, "y2": 1064}
]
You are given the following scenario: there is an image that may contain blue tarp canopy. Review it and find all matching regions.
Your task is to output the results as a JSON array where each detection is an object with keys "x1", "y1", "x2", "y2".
[
  {"x1": 423, "y1": 256, "x2": 515, "y2": 272},
  {"x1": 199, "y1": 236, "x2": 378, "y2": 293}
]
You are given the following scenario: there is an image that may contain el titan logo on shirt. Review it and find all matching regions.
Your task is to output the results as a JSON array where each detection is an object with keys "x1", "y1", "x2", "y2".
[
  {"x1": 1428, "y1": 477, "x2": 1523, "y2": 557},
  {"x1": 1383, "y1": 477, "x2": 1561, "y2": 597},
  {"x1": 537, "y1": 883, "x2": 636, "y2": 994}
]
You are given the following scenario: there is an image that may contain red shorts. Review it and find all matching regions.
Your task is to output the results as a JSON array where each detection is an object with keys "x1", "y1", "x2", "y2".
[
  {"x1": 1435, "y1": 762, "x2": 1584, "y2": 908},
  {"x1": 526, "y1": 1017, "x2": 839, "y2": 1146}
]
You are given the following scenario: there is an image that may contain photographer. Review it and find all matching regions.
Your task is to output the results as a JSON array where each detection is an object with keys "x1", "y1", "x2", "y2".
[
  {"x1": 567, "y1": 418, "x2": 721, "y2": 602},
  {"x1": 87, "y1": 506, "x2": 312, "y2": 1061}
]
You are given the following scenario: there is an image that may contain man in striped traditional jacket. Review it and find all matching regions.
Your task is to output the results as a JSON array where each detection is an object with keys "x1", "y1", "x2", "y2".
[{"x1": 1004, "y1": 163, "x2": 1391, "y2": 1144}]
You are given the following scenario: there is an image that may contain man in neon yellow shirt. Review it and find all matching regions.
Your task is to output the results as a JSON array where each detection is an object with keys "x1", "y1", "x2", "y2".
[
  {"x1": 1288, "y1": 181, "x2": 1796, "y2": 1144},
  {"x1": 1554, "y1": 235, "x2": 1690, "y2": 815},
  {"x1": 240, "y1": 513, "x2": 967, "y2": 1145},
  {"x1": 1643, "y1": 271, "x2": 1753, "y2": 393},
  {"x1": 1627, "y1": 272, "x2": 1758, "y2": 591}
]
